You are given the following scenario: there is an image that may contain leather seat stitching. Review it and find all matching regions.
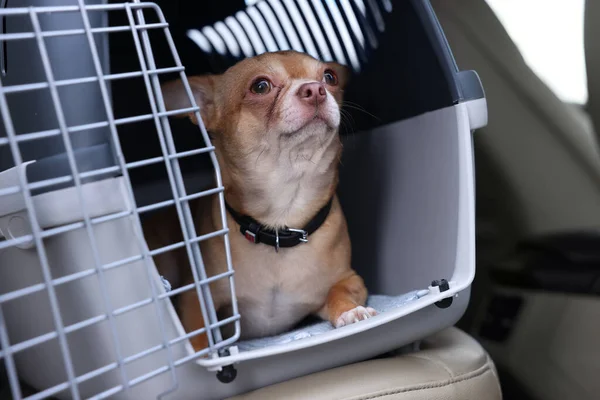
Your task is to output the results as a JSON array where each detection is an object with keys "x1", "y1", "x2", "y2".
[
  {"x1": 402, "y1": 353, "x2": 458, "y2": 378},
  {"x1": 353, "y1": 356, "x2": 494, "y2": 400}
]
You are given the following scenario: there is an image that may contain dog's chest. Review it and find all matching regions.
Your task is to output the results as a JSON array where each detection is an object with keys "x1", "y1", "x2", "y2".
[{"x1": 231, "y1": 241, "x2": 333, "y2": 338}]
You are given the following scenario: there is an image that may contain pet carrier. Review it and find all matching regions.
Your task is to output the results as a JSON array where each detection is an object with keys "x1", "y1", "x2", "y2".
[{"x1": 0, "y1": 0, "x2": 486, "y2": 399}]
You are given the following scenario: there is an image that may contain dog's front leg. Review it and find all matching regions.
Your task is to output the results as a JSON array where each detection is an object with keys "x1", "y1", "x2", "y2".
[
  {"x1": 318, "y1": 273, "x2": 378, "y2": 328},
  {"x1": 180, "y1": 290, "x2": 211, "y2": 352},
  {"x1": 180, "y1": 288, "x2": 228, "y2": 353}
]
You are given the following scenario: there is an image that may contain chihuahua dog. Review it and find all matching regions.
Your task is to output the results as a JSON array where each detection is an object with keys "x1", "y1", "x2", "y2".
[{"x1": 145, "y1": 51, "x2": 376, "y2": 352}]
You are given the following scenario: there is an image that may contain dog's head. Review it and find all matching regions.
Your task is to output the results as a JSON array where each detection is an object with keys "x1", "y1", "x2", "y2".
[{"x1": 162, "y1": 51, "x2": 349, "y2": 161}]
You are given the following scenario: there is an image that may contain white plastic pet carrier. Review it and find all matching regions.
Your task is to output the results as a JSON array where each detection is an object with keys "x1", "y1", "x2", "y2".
[{"x1": 0, "y1": 0, "x2": 487, "y2": 399}]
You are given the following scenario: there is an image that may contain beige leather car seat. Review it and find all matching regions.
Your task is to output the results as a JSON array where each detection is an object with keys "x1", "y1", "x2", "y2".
[{"x1": 227, "y1": 327, "x2": 501, "y2": 400}]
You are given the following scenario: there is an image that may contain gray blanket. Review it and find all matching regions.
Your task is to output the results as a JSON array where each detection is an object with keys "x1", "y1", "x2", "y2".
[{"x1": 237, "y1": 290, "x2": 426, "y2": 352}]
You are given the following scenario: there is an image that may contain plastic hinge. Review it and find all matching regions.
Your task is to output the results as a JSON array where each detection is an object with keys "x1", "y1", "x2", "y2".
[
  {"x1": 212, "y1": 346, "x2": 239, "y2": 383},
  {"x1": 429, "y1": 279, "x2": 454, "y2": 309}
]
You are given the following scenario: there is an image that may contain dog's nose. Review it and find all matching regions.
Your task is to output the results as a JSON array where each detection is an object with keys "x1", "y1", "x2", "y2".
[{"x1": 297, "y1": 82, "x2": 326, "y2": 104}]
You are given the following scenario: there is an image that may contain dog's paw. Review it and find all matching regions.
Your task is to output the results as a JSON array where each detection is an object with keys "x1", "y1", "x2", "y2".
[{"x1": 335, "y1": 306, "x2": 378, "y2": 328}]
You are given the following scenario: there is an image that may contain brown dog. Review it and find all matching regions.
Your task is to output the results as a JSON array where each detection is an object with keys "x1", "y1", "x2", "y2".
[{"x1": 145, "y1": 51, "x2": 376, "y2": 352}]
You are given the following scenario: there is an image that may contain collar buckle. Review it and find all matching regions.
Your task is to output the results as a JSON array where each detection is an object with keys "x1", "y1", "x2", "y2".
[
  {"x1": 242, "y1": 221, "x2": 261, "y2": 244},
  {"x1": 244, "y1": 230, "x2": 257, "y2": 243},
  {"x1": 287, "y1": 228, "x2": 308, "y2": 243}
]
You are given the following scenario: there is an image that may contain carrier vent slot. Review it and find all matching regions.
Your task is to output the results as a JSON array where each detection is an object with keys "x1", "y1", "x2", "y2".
[{"x1": 186, "y1": 0, "x2": 393, "y2": 72}]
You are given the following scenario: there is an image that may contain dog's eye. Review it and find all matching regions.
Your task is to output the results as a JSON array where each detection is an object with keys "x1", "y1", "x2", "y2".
[
  {"x1": 323, "y1": 69, "x2": 338, "y2": 86},
  {"x1": 250, "y1": 78, "x2": 272, "y2": 95}
]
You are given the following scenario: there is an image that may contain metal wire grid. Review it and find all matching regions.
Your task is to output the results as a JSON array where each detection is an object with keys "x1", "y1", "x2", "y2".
[{"x1": 0, "y1": 1, "x2": 239, "y2": 399}]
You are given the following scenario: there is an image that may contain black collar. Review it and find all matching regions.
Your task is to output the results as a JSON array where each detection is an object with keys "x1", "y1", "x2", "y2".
[{"x1": 225, "y1": 198, "x2": 333, "y2": 251}]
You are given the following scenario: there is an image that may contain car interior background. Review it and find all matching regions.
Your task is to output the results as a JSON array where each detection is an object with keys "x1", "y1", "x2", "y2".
[{"x1": 434, "y1": 1, "x2": 600, "y2": 399}]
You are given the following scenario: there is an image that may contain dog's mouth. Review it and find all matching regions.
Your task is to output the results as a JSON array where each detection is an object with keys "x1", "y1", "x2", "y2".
[
  {"x1": 309, "y1": 113, "x2": 333, "y2": 127},
  {"x1": 304, "y1": 106, "x2": 340, "y2": 129},
  {"x1": 281, "y1": 115, "x2": 337, "y2": 138}
]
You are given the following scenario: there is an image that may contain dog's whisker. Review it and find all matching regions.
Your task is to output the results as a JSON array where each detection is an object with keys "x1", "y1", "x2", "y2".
[
  {"x1": 339, "y1": 112, "x2": 356, "y2": 136},
  {"x1": 341, "y1": 114, "x2": 354, "y2": 129},
  {"x1": 343, "y1": 102, "x2": 381, "y2": 121}
]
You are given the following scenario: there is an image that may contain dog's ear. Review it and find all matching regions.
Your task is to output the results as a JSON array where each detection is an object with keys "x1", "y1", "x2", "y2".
[
  {"x1": 325, "y1": 61, "x2": 351, "y2": 90},
  {"x1": 162, "y1": 75, "x2": 218, "y2": 129}
]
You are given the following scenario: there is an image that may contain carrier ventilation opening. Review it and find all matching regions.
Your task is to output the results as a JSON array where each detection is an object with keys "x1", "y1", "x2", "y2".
[{"x1": 186, "y1": 0, "x2": 393, "y2": 72}]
